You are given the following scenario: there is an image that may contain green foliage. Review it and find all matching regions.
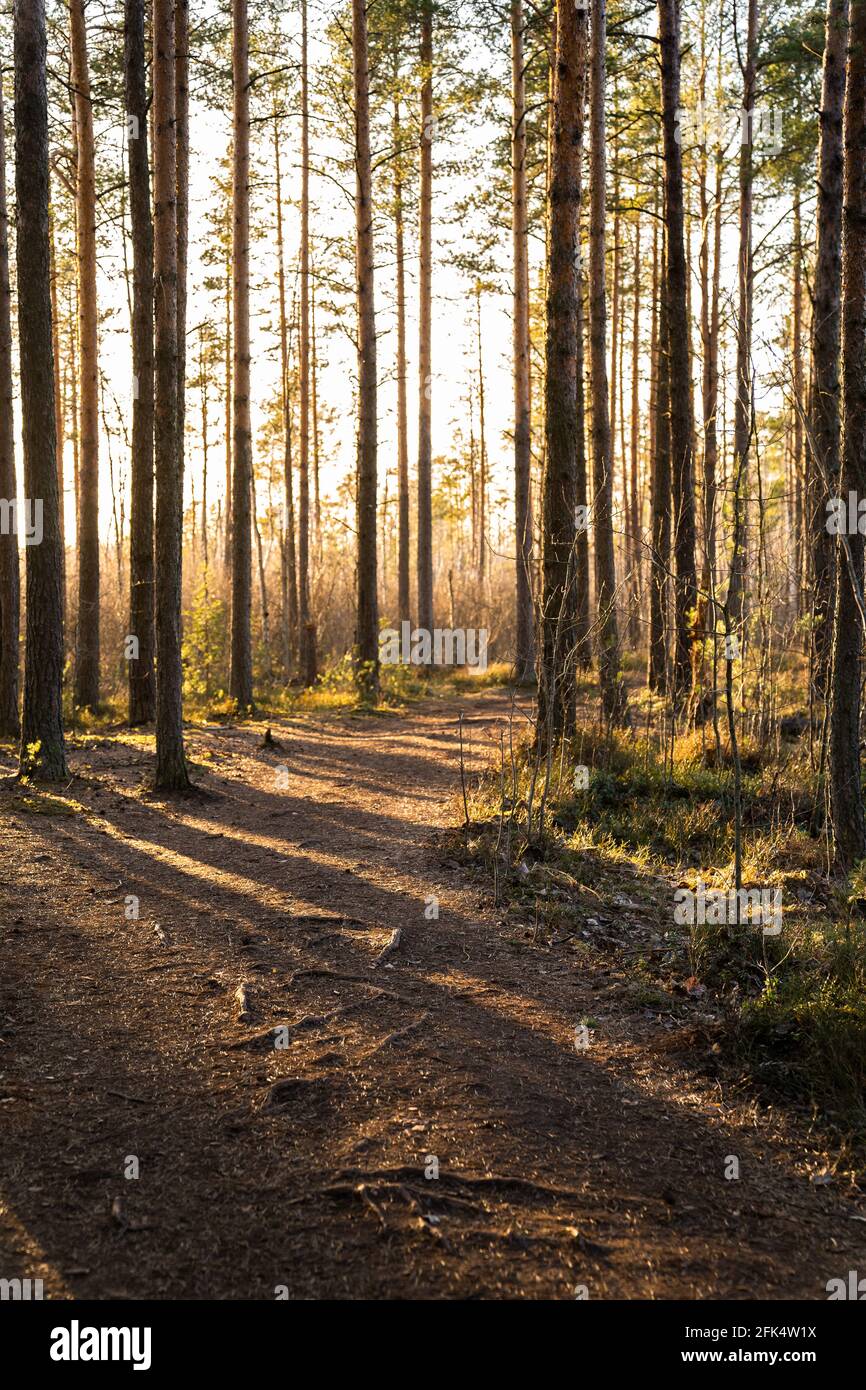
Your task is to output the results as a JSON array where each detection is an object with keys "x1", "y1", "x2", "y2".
[
  {"x1": 738, "y1": 931, "x2": 866, "y2": 1125},
  {"x1": 183, "y1": 577, "x2": 228, "y2": 702}
]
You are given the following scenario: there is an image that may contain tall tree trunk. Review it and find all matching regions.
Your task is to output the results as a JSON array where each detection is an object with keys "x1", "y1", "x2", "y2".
[
  {"x1": 830, "y1": 0, "x2": 866, "y2": 868},
  {"x1": 539, "y1": 0, "x2": 585, "y2": 744},
  {"x1": 311, "y1": 256, "x2": 322, "y2": 557},
  {"x1": 589, "y1": 0, "x2": 627, "y2": 725},
  {"x1": 299, "y1": 0, "x2": 317, "y2": 686},
  {"x1": 229, "y1": 0, "x2": 253, "y2": 710},
  {"x1": 726, "y1": 0, "x2": 757, "y2": 629},
  {"x1": 575, "y1": 264, "x2": 590, "y2": 666},
  {"x1": 15, "y1": 0, "x2": 67, "y2": 778},
  {"x1": 475, "y1": 280, "x2": 487, "y2": 581},
  {"x1": 70, "y1": 0, "x2": 99, "y2": 711},
  {"x1": 649, "y1": 230, "x2": 671, "y2": 693},
  {"x1": 393, "y1": 64, "x2": 411, "y2": 628},
  {"x1": 792, "y1": 189, "x2": 804, "y2": 614},
  {"x1": 49, "y1": 208, "x2": 66, "y2": 623},
  {"x1": 125, "y1": 0, "x2": 155, "y2": 725},
  {"x1": 512, "y1": 0, "x2": 534, "y2": 680},
  {"x1": 253, "y1": 473, "x2": 270, "y2": 676},
  {"x1": 610, "y1": 113, "x2": 621, "y2": 576},
  {"x1": 274, "y1": 112, "x2": 298, "y2": 673},
  {"x1": 0, "y1": 81, "x2": 19, "y2": 738},
  {"x1": 658, "y1": 0, "x2": 697, "y2": 703},
  {"x1": 176, "y1": 0, "x2": 189, "y2": 497},
  {"x1": 810, "y1": 0, "x2": 846, "y2": 700},
  {"x1": 416, "y1": 0, "x2": 434, "y2": 638},
  {"x1": 223, "y1": 257, "x2": 232, "y2": 574},
  {"x1": 199, "y1": 325, "x2": 209, "y2": 571},
  {"x1": 153, "y1": 0, "x2": 190, "y2": 790},
  {"x1": 628, "y1": 216, "x2": 641, "y2": 644},
  {"x1": 352, "y1": 0, "x2": 379, "y2": 702},
  {"x1": 699, "y1": 3, "x2": 722, "y2": 596}
]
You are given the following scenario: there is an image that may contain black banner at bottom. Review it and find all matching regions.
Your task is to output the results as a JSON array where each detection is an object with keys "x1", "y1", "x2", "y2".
[{"x1": 0, "y1": 1297, "x2": 859, "y2": 1376}]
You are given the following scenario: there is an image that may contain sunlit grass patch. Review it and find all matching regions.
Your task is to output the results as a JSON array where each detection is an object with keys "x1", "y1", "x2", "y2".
[
  {"x1": 457, "y1": 705, "x2": 866, "y2": 1137},
  {"x1": 9, "y1": 788, "x2": 84, "y2": 817}
]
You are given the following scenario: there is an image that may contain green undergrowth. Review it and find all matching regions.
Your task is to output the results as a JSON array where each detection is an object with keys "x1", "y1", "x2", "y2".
[{"x1": 456, "y1": 717, "x2": 866, "y2": 1141}]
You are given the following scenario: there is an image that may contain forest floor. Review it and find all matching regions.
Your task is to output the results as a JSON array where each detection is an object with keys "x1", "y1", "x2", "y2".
[{"x1": 0, "y1": 686, "x2": 864, "y2": 1300}]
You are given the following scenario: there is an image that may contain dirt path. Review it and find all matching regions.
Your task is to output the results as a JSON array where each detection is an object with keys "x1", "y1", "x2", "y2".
[{"x1": 0, "y1": 689, "x2": 862, "y2": 1300}]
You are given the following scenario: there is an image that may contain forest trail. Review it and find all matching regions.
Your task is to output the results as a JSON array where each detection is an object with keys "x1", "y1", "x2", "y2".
[{"x1": 0, "y1": 688, "x2": 862, "y2": 1300}]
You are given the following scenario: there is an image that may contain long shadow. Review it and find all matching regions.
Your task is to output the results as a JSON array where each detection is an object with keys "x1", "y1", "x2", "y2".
[
  {"x1": 2, "y1": 690, "x2": 857, "y2": 1298},
  {"x1": 2, "y1": 773, "x2": 860, "y2": 1298}
]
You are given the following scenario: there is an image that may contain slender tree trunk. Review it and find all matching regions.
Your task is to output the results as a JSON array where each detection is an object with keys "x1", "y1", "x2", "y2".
[
  {"x1": 274, "y1": 113, "x2": 298, "y2": 673},
  {"x1": 830, "y1": 0, "x2": 866, "y2": 867},
  {"x1": 589, "y1": 0, "x2": 627, "y2": 725},
  {"x1": 416, "y1": 0, "x2": 434, "y2": 638},
  {"x1": 792, "y1": 189, "x2": 804, "y2": 614},
  {"x1": 125, "y1": 0, "x2": 155, "y2": 725},
  {"x1": 230, "y1": 0, "x2": 253, "y2": 710},
  {"x1": 15, "y1": 0, "x2": 67, "y2": 778},
  {"x1": 176, "y1": 0, "x2": 189, "y2": 493},
  {"x1": 253, "y1": 474, "x2": 270, "y2": 676},
  {"x1": 311, "y1": 257, "x2": 321, "y2": 557},
  {"x1": 199, "y1": 325, "x2": 209, "y2": 572},
  {"x1": 628, "y1": 216, "x2": 641, "y2": 644},
  {"x1": 67, "y1": 283, "x2": 79, "y2": 562},
  {"x1": 393, "y1": 66, "x2": 411, "y2": 628},
  {"x1": 575, "y1": 263, "x2": 590, "y2": 666},
  {"x1": 699, "y1": 8, "x2": 722, "y2": 595},
  {"x1": 610, "y1": 116, "x2": 621, "y2": 571},
  {"x1": 649, "y1": 230, "x2": 671, "y2": 693},
  {"x1": 223, "y1": 257, "x2": 232, "y2": 574},
  {"x1": 299, "y1": 0, "x2": 317, "y2": 685},
  {"x1": 475, "y1": 281, "x2": 487, "y2": 581},
  {"x1": 810, "y1": 0, "x2": 846, "y2": 700},
  {"x1": 153, "y1": 0, "x2": 190, "y2": 790},
  {"x1": 352, "y1": 0, "x2": 379, "y2": 702},
  {"x1": 70, "y1": 0, "x2": 99, "y2": 711},
  {"x1": 511, "y1": 0, "x2": 534, "y2": 680},
  {"x1": 727, "y1": 0, "x2": 757, "y2": 629},
  {"x1": 0, "y1": 82, "x2": 19, "y2": 738},
  {"x1": 49, "y1": 209, "x2": 66, "y2": 623},
  {"x1": 659, "y1": 0, "x2": 697, "y2": 703},
  {"x1": 539, "y1": 0, "x2": 585, "y2": 744}
]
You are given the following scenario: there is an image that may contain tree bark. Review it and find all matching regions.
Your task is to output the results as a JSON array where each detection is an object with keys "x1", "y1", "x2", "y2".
[
  {"x1": 830, "y1": 0, "x2": 866, "y2": 868},
  {"x1": 15, "y1": 0, "x2": 67, "y2": 779},
  {"x1": 392, "y1": 64, "x2": 411, "y2": 628},
  {"x1": 539, "y1": 0, "x2": 586, "y2": 743},
  {"x1": 792, "y1": 189, "x2": 804, "y2": 613},
  {"x1": 274, "y1": 112, "x2": 298, "y2": 674},
  {"x1": 699, "y1": 3, "x2": 722, "y2": 595},
  {"x1": 416, "y1": 0, "x2": 434, "y2": 639},
  {"x1": 475, "y1": 281, "x2": 487, "y2": 581},
  {"x1": 810, "y1": 0, "x2": 846, "y2": 700},
  {"x1": 298, "y1": 0, "x2": 317, "y2": 686},
  {"x1": 589, "y1": 0, "x2": 627, "y2": 725},
  {"x1": 726, "y1": 0, "x2": 757, "y2": 630},
  {"x1": 352, "y1": 0, "x2": 379, "y2": 703},
  {"x1": 575, "y1": 263, "x2": 590, "y2": 667},
  {"x1": 658, "y1": 0, "x2": 697, "y2": 703},
  {"x1": 153, "y1": 0, "x2": 191, "y2": 790},
  {"x1": 49, "y1": 208, "x2": 66, "y2": 624},
  {"x1": 176, "y1": 0, "x2": 189, "y2": 502},
  {"x1": 125, "y1": 0, "x2": 155, "y2": 725},
  {"x1": 512, "y1": 0, "x2": 534, "y2": 680},
  {"x1": 649, "y1": 229, "x2": 671, "y2": 693},
  {"x1": 229, "y1": 0, "x2": 253, "y2": 711},
  {"x1": 70, "y1": 0, "x2": 100, "y2": 711},
  {"x1": 628, "y1": 216, "x2": 641, "y2": 644},
  {"x1": 0, "y1": 80, "x2": 19, "y2": 738}
]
